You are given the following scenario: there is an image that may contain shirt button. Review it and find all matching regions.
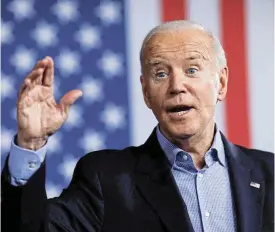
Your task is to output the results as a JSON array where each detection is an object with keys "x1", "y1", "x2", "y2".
[
  {"x1": 183, "y1": 155, "x2": 188, "y2": 161},
  {"x1": 198, "y1": 173, "x2": 203, "y2": 178},
  {"x1": 28, "y1": 162, "x2": 36, "y2": 168},
  {"x1": 205, "y1": 211, "x2": 210, "y2": 217}
]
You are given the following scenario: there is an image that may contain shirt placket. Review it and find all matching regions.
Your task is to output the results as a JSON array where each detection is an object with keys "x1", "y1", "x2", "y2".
[{"x1": 196, "y1": 169, "x2": 211, "y2": 232}]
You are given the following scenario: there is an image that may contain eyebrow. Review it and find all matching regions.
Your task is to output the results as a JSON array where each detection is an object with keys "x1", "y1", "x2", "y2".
[
  {"x1": 147, "y1": 59, "x2": 167, "y2": 66},
  {"x1": 185, "y1": 54, "x2": 203, "y2": 60}
]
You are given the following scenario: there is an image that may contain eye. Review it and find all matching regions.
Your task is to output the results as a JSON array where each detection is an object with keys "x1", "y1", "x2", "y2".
[
  {"x1": 156, "y1": 71, "x2": 168, "y2": 79},
  {"x1": 186, "y1": 68, "x2": 198, "y2": 75}
]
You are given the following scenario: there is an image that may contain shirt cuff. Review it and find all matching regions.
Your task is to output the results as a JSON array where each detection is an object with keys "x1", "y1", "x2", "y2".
[{"x1": 8, "y1": 135, "x2": 47, "y2": 186}]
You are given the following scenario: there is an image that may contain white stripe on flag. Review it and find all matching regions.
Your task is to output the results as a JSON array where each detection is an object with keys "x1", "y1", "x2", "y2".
[
  {"x1": 126, "y1": 0, "x2": 159, "y2": 146},
  {"x1": 246, "y1": 0, "x2": 274, "y2": 152}
]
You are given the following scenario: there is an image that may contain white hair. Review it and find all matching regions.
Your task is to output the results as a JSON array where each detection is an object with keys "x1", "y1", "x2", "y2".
[{"x1": 140, "y1": 20, "x2": 227, "y2": 71}]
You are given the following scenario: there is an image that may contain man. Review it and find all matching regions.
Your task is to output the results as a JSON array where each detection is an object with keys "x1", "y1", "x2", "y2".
[{"x1": 1, "y1": 20, "x2": 274, "y2": 232}]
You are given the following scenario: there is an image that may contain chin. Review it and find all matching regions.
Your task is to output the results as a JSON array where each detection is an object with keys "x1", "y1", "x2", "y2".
[{"x1": 160, "y1": 120, "x2": 199, "y2": 140}]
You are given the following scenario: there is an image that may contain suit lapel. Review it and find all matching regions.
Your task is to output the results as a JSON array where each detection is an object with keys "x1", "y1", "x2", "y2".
[
  {"x1": 134, "y1": 130, "x2": 194, "y2": 232},
  {"x1": 221, "y1": 133, "x2": 263, "y2": 232}
]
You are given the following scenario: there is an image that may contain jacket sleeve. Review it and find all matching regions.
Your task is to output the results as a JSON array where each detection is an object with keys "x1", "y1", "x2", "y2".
[{"x1": 1, "y1": 154, "x2": 104, "y2": 232}]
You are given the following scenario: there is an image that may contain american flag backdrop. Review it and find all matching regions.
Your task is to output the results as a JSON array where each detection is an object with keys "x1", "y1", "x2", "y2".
[{"x1": 1, "y1": 0, "x2": 274, "y2": 198}]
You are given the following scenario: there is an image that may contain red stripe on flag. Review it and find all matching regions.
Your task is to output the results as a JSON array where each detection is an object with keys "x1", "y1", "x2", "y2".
[
  {"x1": 161, "y1": 0, "x2": 186, "y2": 22},
  {"x1": 221, "y1": 0, "x2": 251, "y2": 147}
]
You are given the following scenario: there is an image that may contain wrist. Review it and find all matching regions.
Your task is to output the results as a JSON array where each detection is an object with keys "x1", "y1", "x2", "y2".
[{"x1": 16, "y1": 134, "x2": 47, "y2": 151}]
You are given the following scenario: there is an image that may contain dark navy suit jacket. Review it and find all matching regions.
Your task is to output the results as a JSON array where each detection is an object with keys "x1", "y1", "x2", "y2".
[{"x1": 1, "y1": 129, "x2": 274, "y2": 232}]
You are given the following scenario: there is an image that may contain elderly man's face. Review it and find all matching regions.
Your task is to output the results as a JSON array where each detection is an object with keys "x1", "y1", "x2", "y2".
[{"x1": 141, "y1": 29, "x2": 228, "y2": 140}]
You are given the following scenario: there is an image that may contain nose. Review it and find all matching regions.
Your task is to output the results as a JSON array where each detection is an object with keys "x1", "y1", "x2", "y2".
[{"x1": 168, "y1": 69, "x2": 188, "y2": 95}]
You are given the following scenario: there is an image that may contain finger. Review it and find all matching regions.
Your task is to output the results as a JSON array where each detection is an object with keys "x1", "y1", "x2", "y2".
[
  {"x1": 18, "y1": 58, "x2": 50, "y2": 99},
  {"x1": 18, "y1": 78, "x2": 31, "y2": 98},
  {"x1": 59, "y1": 89, "x2": 83, "y2": 114},
  {"x1": 34, "y1": 57, "x2": 49, "y2": 69},
  {"x1": 26, "y1": 67, "x2": 45, "y2": 84},
  {"x1": 23, "y1": 58, "x2": 48, "y2": 86},
  {"x1": 31, "y1": 58, "x2": 49, "y2": 85},
  {"x1": 42, "y1": 56, "x2": 54, "y2": 87},
  {"x1": 18, "y1": 68, "x2": 44, "y2": 97},
  {"x1": 33, "y1": 59, "x2": 42, "y2": 69}
]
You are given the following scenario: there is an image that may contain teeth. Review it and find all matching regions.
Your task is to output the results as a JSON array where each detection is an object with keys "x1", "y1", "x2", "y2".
[
  {"x1": 171, "y1": 109, "x2": 191, "y2": 115},
  {"x1": 177, "y1": 111, "x2": 188, "y2": 115}
]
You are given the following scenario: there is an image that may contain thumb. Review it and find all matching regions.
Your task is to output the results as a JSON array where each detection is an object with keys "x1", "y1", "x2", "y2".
[{"x1": 60, "y1": 89, "x2": 83, "y2": 114}]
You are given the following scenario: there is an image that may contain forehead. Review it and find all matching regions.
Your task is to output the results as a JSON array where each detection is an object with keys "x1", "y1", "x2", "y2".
[{"x1": 143, "y1": 29, "x2": 214, "y2": 63}]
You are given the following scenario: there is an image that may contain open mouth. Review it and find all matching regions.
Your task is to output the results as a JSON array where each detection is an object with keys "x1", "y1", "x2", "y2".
[{"x1": 166, "y1": 105, "x2": 194, "y2": 117}]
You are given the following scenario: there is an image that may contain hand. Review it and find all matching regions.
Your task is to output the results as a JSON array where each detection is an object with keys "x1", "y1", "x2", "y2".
[{"x1": 16, "y1": 56, "x2": 82, "y2": 150}]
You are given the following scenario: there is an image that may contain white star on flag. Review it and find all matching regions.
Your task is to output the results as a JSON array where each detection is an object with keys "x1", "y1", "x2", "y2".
[
  {"x1": 31, "y1": 21, "x2": 58, "y2": 48},
  {"x1": 79, "y1": 130, "x2": 106, "y2": 152},
  {"x1": 56, "y1": 49, "x2": 81, "y2": 77},
  {"x1": 79, "y1": 76, "x2": 103, "y2": 104},
  {"x1": 100, "y1": 103, "x2": 126, "y2": 131},
  {"x1": 10, "y1": 46, "x2": 37, "y2": 74},
  {"x1": 96, "y1": 1, "x2": 121, "y2": 25},
  {"x1": 52, "y1": 0, "x2": 79, "y2": 24},
  {"x1": 7, "y1": 0, "x2": 35, "y2": 21},
  {"x1": 98, "y1": 50, "x2": 123, "y2": 78},
  {"x1": 75, "y1": 24, "x2": 101, "y2": 50}
]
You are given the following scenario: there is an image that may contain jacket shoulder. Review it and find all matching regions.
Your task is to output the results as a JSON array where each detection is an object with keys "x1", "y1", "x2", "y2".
[
  {"x1": 74, "y1": 145, "x2": 144, "y2": 174},
  {"x1": 237, "y1": 145, "x2": 274, "y2": 161},
  {"x1": 236, "y1": 145, "x2": 274, "y2": 178}
]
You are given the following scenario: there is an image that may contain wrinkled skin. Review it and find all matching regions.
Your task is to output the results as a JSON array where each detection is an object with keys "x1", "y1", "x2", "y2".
[
  {"x1": 17, "y1": 57, "x2": 82, "y2": 150},
  {"x1": 140, "y1": 29, "x2": 228, "y2": 167}
]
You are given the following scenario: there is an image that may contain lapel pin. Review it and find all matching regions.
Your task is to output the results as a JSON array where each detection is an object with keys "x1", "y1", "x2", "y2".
[{"x1": 250, "y1": 182, "x2": 260, "y2": 189}]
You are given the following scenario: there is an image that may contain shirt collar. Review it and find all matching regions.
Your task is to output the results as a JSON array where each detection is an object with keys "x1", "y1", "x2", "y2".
[{"x1": 156, "y1": 124, "x2": 226, "y2": 168}]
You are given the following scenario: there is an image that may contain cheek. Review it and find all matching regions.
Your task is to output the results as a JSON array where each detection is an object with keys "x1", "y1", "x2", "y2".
[
  {"x1": 147, "y1": 86, "x2": 166, "y2": 111},
  {"x1": 209, "y1": 83, "x2": 218, "y2": 99},
  {"x1": 148, "y1": 92, "x2": 163, "y2": 110},
  {"x1": 196, "y1": 81, "x2": 218, "y2": 106}
]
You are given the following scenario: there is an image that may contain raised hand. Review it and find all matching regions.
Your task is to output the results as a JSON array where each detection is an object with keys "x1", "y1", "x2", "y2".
[{"x1": 16, "y1": 56, "x2": 82, "y2": 150}]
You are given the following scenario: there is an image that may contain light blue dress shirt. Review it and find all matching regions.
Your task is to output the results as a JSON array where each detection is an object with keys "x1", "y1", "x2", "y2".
[{"x1": 156, "y1": 126, "x2": 236, "y2": 232}]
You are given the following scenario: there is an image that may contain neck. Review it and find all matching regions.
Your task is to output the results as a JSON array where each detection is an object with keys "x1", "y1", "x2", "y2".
[{"x1": 160, "y1": 121, "x2": 216, "y2": 169}]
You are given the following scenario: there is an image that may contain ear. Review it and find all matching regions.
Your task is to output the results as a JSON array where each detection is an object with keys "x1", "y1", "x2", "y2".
[
  {"x1": 140, "y1": 75, "x2": 152, "y2": 109},
  {"x1": 217, "y1": 67, "x2": 228, "y2": 102}
]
